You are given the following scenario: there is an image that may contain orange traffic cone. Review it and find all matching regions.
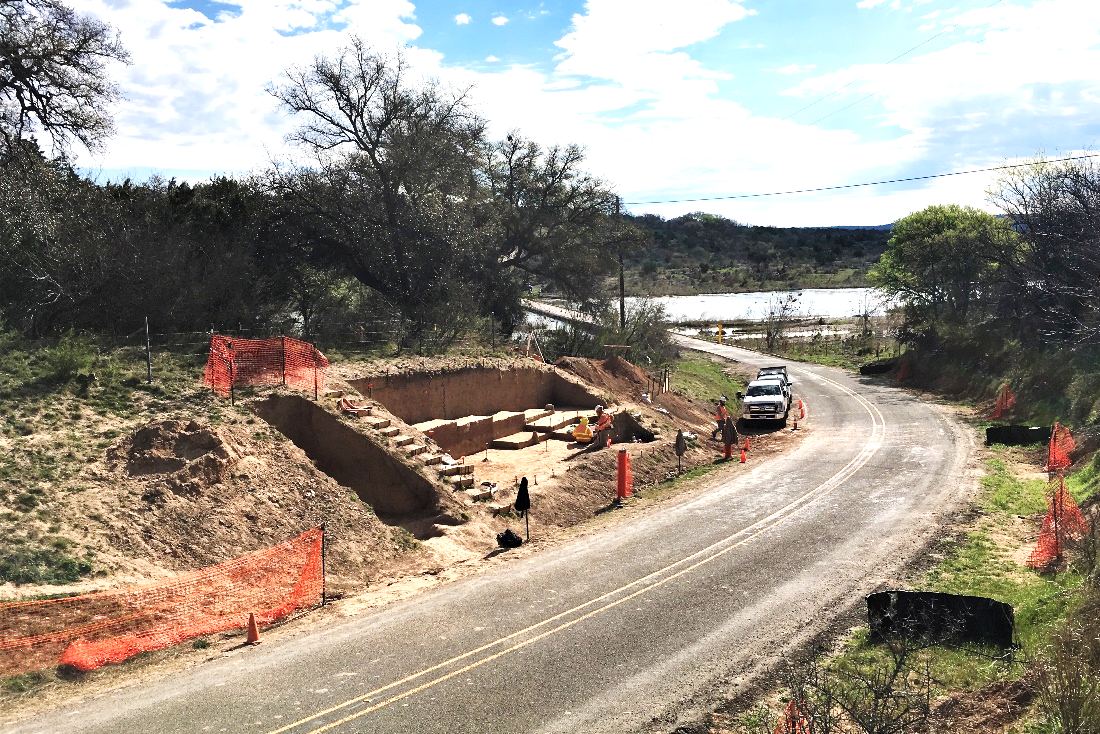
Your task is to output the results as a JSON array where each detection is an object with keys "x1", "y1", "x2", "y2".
[
  {"x1": 740, "y1": 448, "x2": 747, "y2": 463},
  {"x1": 246, "y1": 612, "x2": 262, "y2": 645},
  {"x1": 793, "y1": 418, "x2": 798, "y2": 430},
  {"x1": 744, "y1": 437, "x2": 750, "y2": 451}
]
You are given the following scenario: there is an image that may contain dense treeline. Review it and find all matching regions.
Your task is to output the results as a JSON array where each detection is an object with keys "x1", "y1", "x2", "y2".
[
  {"x1": 0, "y1": 6, "x2": 636, "y2": 342},
  {"x1": 623, "y1": 212, "x2": 890, "y2": 293},
  {"x1": 871, "y1": 155, "x2": 1100, "y2": 425}
]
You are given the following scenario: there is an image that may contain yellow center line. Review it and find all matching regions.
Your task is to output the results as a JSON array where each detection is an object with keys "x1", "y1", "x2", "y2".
[{"x1": 271, "y1": 375, "x2": 884, "y2": 734}]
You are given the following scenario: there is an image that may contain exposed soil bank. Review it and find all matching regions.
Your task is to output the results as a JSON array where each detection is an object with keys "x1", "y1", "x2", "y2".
[
  {"x1": 349, "y1": 365, "x2": 602, "y2": 424},
  {"x1": 253, "y1": 394, "x2": 438, "y2": 518}
]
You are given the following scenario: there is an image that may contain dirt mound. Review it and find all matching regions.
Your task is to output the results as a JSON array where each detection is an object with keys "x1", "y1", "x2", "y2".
[
  {"x1": 82, "y1": 418, "x2": 407, "y2": 592},
  {"x1": 555, "y1": 356, "x2": 711, "y2": 431}
]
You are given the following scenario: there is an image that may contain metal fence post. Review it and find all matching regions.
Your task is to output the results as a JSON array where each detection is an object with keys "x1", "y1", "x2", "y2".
[{"x1": 145, "y1": 317, "x2": 152, "y2": 384}]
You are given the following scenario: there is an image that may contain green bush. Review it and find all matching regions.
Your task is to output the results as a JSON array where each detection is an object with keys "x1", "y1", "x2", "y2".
[
  {"x1": 43, "y1": 331, "x2": 99, "y2": 382},
  {"x1": 1033, "y1": 612, "x2": 1100, "y2": 734},
  {"x1": 0, "y1": 545, "x2": 93, "y2": 585}
]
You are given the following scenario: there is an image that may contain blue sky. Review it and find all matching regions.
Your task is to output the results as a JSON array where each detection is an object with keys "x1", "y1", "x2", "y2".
[{"x1": 81, "y1": 0, "x2": 1100, "y2": 226}]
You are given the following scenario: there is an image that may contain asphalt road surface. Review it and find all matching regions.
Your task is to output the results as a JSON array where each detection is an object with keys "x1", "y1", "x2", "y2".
[{"x1": 9, "y1": 338, "x2": 976, "y2": 734}]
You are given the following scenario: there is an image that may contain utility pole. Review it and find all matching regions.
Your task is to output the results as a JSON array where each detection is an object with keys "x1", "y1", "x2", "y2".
[{"x1": 617, "y1": 195, "x2": 626, "y2": 330}]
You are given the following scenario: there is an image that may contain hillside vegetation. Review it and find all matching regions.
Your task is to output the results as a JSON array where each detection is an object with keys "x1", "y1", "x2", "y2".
[{"x1": 624, "y1": 212, "x2": 891, "y2": 295}]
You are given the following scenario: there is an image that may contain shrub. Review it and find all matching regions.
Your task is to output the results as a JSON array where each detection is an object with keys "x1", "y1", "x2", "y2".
[
  {"x1": 1033, "y1": 612, "x2": 1100, "y2": 734},
  {"x1": 43, "y1": 331, "x2": 99, "y2": 382}
]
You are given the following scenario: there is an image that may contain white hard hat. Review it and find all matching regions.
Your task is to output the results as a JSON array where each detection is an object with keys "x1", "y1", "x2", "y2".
[{"x1": 719, "y1": 396, "x2": 727, "y2": 403}]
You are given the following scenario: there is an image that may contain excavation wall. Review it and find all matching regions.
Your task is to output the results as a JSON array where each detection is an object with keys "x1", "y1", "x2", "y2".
[
  {"x1": 254, "y1": 395, "x2": 437, "y2": 517},
  {"x1": 350, "y1": 366, "x2": 601, "y2": 425}
]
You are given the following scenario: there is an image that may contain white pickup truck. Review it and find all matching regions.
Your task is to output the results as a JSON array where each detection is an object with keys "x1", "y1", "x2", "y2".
[{"x1": 739, "y1": 369, "x2": 794, "y2": 425}]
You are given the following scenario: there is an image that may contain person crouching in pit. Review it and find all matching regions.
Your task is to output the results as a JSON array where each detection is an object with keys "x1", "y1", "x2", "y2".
[{"x1": 572, "y1": 416, "x2": 594, "y2": 445}]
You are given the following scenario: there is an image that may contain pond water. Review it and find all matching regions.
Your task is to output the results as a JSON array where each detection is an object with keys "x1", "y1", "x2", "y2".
[{"x1": 631, "y1": 288, "x2": 889, "y2": 323}]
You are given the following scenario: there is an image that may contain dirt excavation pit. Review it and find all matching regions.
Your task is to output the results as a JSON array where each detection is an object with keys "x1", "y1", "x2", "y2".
[
  {"x1": 252, "y1": 395, "x2": 458, "y2": 533},
  {"x1": 348, "y1": 363, "x2": 654, "y2": 462}
]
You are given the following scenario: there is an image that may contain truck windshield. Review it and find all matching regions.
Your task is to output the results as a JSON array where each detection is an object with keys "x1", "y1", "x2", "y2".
[{"x1": 746, "y1": 384, "x2": 781, "y2": 397}]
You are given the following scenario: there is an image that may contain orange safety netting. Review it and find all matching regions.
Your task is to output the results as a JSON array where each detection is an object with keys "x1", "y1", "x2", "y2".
[
  {"x1": 203, "y1": 335, "x2": 329, "y2": 398},
  {"x1": 0, "y1": 527, "x2": 323, "y2": 676},
  {"x1": 773, "y1": 698, "x2": 813, "y2": 734},
  {"x1": 990, "y1": 383, "x2": 1016, "y2": 419},
  {"x1": 1026, "y1": 478, "x2": 1089, "y2": 570},
  {"x1": 1046, "y1": 422, "x2": 1076, "y2": 472}
]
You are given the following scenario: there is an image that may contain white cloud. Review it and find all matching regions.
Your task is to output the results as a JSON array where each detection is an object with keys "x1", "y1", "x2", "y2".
[
  {"x1": 921, "y1": 9, "x2": 940, "y2": 18},
  {"x1": 777, "y1": 63, "x2": 817, "y2": 74},
  {"x1": 454, "y1": 13, "x2": 471, "y2": 25},
  {"x1": 81, "y1": 0, "x2": 419, "y2": 172},
  {"x1": 492, "y1": 15, "x2": 508, "y2": 25},
  {"x1": 553, "y1": 0, "x2": 752, "y2": 91},
  {"x1": 77, "y1": 0, "x2": 1100, "y2": 227},
  {"x1": 856, "y1": 0, "x2": 887, "y2": 8},
  {"x1": 485, "y1": 55, "x2": 500, "y2": 62}
]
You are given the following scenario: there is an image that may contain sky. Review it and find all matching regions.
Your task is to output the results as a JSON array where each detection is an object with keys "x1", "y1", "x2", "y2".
[{"x1": 77, "y1": 0, "x2": 1100, "y2": 226}]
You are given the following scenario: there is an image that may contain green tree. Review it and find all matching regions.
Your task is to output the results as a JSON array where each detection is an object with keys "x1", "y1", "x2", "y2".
[
  {"x1": 267, "y1": 39, "x2": 485, "y2": 332},
  {"x1": 476, "y1": 132, "x2": 621, "y2": 330},
  {"x1": 0, "y1": 0, "x2": 130, "y2": 161},
  {"x1": 869, "y1": 204, "x2": 1016, "y2": 326},
  {"x1": 989, "y1": 154, "x2": 1100, "y2": 345}
]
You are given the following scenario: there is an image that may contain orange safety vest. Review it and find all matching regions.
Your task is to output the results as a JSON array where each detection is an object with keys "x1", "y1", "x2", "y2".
[
  {"x1": 573, "y1": 419, "x2": 593, "y2": 442},
  {"x1": 716, "y1": 404, "x2": 728, "y2": 422},
  {"x1": 595, "y1": 412, "x2": 613, "y2": 431}
]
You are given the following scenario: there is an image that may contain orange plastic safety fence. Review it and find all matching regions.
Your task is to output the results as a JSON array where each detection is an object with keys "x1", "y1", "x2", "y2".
[
  {"x1": 773, "y1": 698, "x2": 813, "y2": 734},
  {"x1": 1046, "y1": 422, "x2": 1076, "y2": 472},
  {"x1": 1026, "y1": 478, "x2": 1089, "y2": 569},
  {"x1": 895, "y1": 361, "x2": 910, "y2": 382},
  {"x1": 203, "y1": 335, "x2": 329, "y2": 398},
  {"x1": 0, "y1": 527, "x2": 323, "y2": 676},
  {"x1": 990, "y1": 383, "x2": 1016, "y2": 419}
]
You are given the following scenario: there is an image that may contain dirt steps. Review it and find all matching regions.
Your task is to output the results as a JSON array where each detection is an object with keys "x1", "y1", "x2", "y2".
[
  {"x1": 491, "y1": 431, "x2": 549, "y2": 450},
  {"x1": 363, "y1": 417, "x2": 392, "y2": 430},
  {"x1": 524, "y1": 408, "x2": 593, "y2": 433},
  {"x1": 438, "y1": 463, "x2": 474, "y2": 477}
]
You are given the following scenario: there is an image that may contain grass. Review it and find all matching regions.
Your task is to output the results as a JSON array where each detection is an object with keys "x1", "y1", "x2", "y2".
[
  {"x1": 738, "y1": 442, "x2": 1100, "y2": 734},
  {"x1": 981, "y1": 456, "x2": 1052, "y2": 516},
  {"x1": 0, "y1": 329, "x2": 229, "y2": 586},
  {"x1": 670, "y1": 350, "x2": 747, "y2": 404}
]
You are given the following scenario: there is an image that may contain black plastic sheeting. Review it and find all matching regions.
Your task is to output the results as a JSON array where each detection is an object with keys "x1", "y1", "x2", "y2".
[
  {"x1": 985, "y1": 424, "x2": 1052, "y2": 446},
  {"x1": 859, "y1": 360, "x2": 896, "y2": 375},
  {"x1": 867, "y1": 590, "x2": 1015, "y2": 648}
]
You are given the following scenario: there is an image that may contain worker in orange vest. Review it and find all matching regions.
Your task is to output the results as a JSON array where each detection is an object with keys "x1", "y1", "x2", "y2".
[
  {"x1": 593, "y1": 405, "x2": 614, "y2": 448},
  {"x1": 572, "y1": 416, "x2": 594, "y2": 444},
  {"x1": 711, "y1": 396, "x2": 728, "y2": 440}
]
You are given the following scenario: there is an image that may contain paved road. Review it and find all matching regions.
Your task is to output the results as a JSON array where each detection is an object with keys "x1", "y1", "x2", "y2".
[{"x1": 9, "y1": 338, "x2": 976, "y2": 734}]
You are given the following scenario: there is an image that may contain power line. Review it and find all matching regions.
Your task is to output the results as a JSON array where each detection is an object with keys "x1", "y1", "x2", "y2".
[{"x1": 624, "y1": 152, "x2": 1100, "y2": 206}]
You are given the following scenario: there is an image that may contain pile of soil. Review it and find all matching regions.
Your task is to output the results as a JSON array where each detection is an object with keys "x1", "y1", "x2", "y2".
[
  {"x1": 76, "y1": 419, "x2": 405, "y2": 592},
  {"x1": 555, "y1": 354, "x2": 707, "y2": 427}
]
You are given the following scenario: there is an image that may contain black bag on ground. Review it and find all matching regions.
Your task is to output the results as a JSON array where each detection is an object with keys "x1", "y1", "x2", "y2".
[{"x1": 496, "y1": 529, "x2": 523, "y2": 548}]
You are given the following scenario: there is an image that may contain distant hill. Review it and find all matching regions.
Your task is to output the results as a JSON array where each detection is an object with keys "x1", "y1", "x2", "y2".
[
  {"x1": 823, "y1": 224, "x2": 893, "y2": 230},
  {"x1": 621, "y1": 212, "x2": 891, "y2": 295}
]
